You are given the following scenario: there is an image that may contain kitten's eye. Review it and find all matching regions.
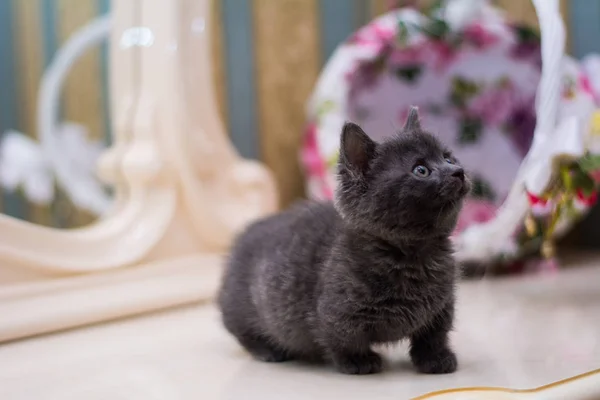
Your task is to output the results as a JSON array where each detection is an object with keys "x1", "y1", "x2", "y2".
[
  {"x1": 445, "y1": 157, "x2": 454, "y2": 164},
  {"x1": 412, "y1": 165, "x2": 430, "y2": 177}
]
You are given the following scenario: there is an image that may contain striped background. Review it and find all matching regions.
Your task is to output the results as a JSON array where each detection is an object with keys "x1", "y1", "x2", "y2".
[{"x1": 0, "y1": 0, "x2": 594, "y2": 229}]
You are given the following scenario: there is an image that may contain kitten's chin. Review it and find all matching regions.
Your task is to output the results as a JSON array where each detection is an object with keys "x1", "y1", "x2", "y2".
[
  {"x1": 460, "y1": 177, "x2": 472, "y2": 197},
  {"x1": 441, "y1": 178, "x2": 471, "y2": 203}
]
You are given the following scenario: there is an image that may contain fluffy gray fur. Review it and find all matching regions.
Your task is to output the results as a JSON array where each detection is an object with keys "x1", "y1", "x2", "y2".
[{"x1": 218, "y1": 107, "x2": 470, "y2": 374}]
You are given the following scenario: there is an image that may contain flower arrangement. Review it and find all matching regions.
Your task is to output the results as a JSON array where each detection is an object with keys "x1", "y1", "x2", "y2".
[
  {"x1": 303, "y1": 1, "x2": 600, "y2": 272},
  {"x1": 520, "y1": 111, "x2": 600, "y2": 263}
]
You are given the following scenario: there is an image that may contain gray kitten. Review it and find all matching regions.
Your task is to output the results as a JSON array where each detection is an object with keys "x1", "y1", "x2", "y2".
[{"x1": 218, "y1": 107, "x2": 470, "y2": 375}]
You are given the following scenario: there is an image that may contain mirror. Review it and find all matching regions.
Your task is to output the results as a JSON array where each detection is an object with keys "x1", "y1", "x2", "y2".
[{"x1": 0, "y1": 1, "x2": 112, "y2": 229}]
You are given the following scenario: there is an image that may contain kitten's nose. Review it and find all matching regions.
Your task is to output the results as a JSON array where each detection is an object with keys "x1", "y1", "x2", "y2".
[{"x1": 452, "y1": 168, "x2": 465, "y2": 182}]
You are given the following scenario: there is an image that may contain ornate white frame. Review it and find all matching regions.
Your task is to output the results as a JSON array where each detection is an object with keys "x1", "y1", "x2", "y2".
[{"x1": 0, "y1": 0, "x2": 277, "y2": 342}]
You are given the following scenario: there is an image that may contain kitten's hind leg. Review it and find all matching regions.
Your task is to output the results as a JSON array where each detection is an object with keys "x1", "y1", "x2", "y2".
[{"x1": 237, "y1": 332, "x2": 294, "y2": 363}]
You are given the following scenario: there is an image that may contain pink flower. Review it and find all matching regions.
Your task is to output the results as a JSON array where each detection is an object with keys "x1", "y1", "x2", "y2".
[
  {"x1": 505, "y1": 101, "x2": 536, "y2": 157},
  {"x1": 578, "y1": 72, "x2": 600, "y2": 104},
  {"x1": 510, "y1": 34, "x2": 541, "y2": 68},
  {"x1": 468, "y1": 84, "x2": 515, "y2": 126},
  {"x1": 589, "y1": 169, "x2": 600, "y2": 183},
  {"x1": 574, "y1": 188, "x2": 598, "y2": 211},
  {"x1": 391, "y1": 40, "x2": 457, "y2": 72},
  {"x1": 347, "y1": 58, "x2": 385, "y2": 89},
  {"x1": 301, "y1": 123, "x2": 320, "y2": 175},
  {"x1": 453, "y1": 198, "x2": 497, "y2": 235},
  {"x1": 526, "y1": 191, "x2": 553, "y2": 216},
  {"x1": 579, "y1": 73, "x2": 594, "y2": 96},
  {"x1": 301, "y1": 123, "x2": 333, "y2": 199},
  {"x1": 390, "y1": 46, "x2": 423, "y2": 66},
  {"x1": 463, "y1": 23, "x2": 499, "y2": 50},
  {"x1": 347, "y1": 23, "x2": 395, "y2": 54},
  {"x1": 526, "y1": 257, "x2": 560, "y2": 275},
  {"x1": 526, "y1": 191, "x2": 545, "y2": 205},
  {"x1": 422, "y1": 40, "x2": 458, "y2": 71}
]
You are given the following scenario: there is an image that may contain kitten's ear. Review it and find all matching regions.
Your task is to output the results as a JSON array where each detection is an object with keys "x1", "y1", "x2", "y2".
[
  {"x1": 403, "y1": 106, "x2": 421, "y2": 131},
  {"x1": 340, "y1": 122, "x2": 376, "y2": 176}
]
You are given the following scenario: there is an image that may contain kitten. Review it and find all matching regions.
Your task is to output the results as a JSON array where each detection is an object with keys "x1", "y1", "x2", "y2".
[{"x1": 218, "y1": 107, "x2": 470, "y2": 375}]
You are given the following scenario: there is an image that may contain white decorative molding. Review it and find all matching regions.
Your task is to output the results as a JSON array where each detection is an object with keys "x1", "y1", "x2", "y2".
[{"x1": 0, "y1": 0, "x2": 278, "y2": 342}]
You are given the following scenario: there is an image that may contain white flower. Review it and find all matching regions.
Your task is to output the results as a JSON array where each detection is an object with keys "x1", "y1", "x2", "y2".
[
  {"x1": 53, "y1": 122, "x2": 112, "y2": 215},
  {"x1": 442, "y1": 0, "x2": 498, "y2": 31},
  {"x1": 0, "y1": 131, "x2": 54, "y2": 204},
  {"x1": 0, "y1": 123, "x2": 111, "y2": 214},
  {"x1": 444, "y1": 0, "x2": 480, "y2": 30},
  {"x1": 60, "y1": 123, "x2": 105, "y2": 176},
  {"x1": 581, "y1": 53, "x2": 600, "y2": 101}
]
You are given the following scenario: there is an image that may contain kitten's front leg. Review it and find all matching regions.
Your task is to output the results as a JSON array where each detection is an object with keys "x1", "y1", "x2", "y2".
[
  {"x1": 319, "y1": 315, "x2": 383, "y2": 375},
  {"x1": 326, "y1": 336, "x2": 383, "y2": 375},
  {"x1": 409, "y1": 300, "x2": 457, "y2": 374}
]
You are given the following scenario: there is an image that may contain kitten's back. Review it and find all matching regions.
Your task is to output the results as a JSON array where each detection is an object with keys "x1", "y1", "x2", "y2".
[
  {"x1": 218, "y1": 201, "x2": 340, "y2": 357},
  {"x1": 225, "y1": 200, "x2": 340, "y2": 273}
]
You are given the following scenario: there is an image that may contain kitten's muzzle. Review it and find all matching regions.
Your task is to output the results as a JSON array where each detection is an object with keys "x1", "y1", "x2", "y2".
[
  {"x1": 441, "y1": 167, "x2": 470, "y2": 200},
  {"x1": 451, "y1": 168, "x2": 465, "y2": 182}
]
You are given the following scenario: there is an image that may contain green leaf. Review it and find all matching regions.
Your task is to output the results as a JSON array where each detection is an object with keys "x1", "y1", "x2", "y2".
[
  {"x1": 395, "y1": 64, "x2": 423, "y2": 83},
  {"x1": 560, "y1": 166, "x2": 573, "y2": 191},
  {"x1": 514, "y1": 24, "x2": 540, "y2": 43},
  {"x1": 578, "y1": 153, "x2": 600, "y2": 173},
  {"x1": 458, "y1": 117, "x2": 483, "y2": 144},
  {"x1": 316, "y1": 100, "x2": 335, "y2": 119},
  {"x1": 450, "y1": 77, "x2": 479, "y2": 107},
  {"x1": 565, "y1": 198, "x2": 579, "y2": 219},
  {"x1": 397, "y1": 20, "x2": 409, "y2": 47},
  {"x1": 421, "y1": 18, "x2": 450, "y2": 40},
  {"x1": 326, "y1": 151, "x2": 339, "y2": 169},
  {"x1": 572, "y1": 169, "x2": 595, "y2": 196},
  {"x1": 471, "y1": 176, "x2": 496, "y2": 201},
  {"x1": 424, "y1": 0, "x2": 444, "y2": 18}
]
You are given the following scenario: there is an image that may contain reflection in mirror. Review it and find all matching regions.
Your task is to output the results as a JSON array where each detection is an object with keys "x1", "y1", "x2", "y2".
[{"x1": 0, "y1": 1, "x2": 112, "y2": 228}]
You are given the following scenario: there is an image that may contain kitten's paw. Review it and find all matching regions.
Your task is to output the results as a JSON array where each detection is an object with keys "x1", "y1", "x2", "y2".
[
  {"x1": 238, "y1": 335, "x2": 294, "y2": 363},
  {"x1": 411, "y1": 348, "x2": 457, "y2": 374},
  {"x1": 248, "y1": 346, "x2": 293, "y2": 363},
  {"x1": 333, "y1": 351, "x2": 383, "y2": 375}
]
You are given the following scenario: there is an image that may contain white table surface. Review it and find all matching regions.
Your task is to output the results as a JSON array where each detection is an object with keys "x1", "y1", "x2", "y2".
[{"x1": 2, "y1": 256, "x2": 600, "y2": 399}]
